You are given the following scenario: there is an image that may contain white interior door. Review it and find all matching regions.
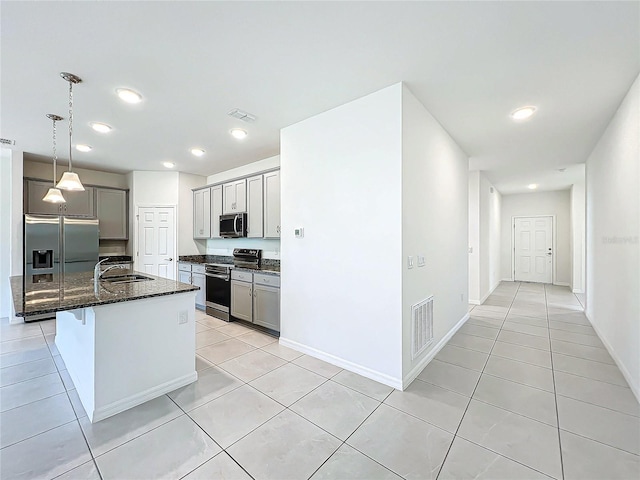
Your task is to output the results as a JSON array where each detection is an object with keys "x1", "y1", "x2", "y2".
[
  {"x1": 137, "y1": 207, "x2": 176, "y2": 279},
  {"x1": 514, "y1": 216, "x2": 553, "y2": 283}
]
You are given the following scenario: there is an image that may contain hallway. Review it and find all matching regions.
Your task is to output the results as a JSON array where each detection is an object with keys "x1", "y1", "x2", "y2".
[{"x1": 430, "y1": 281, "x2": 639, "y2": 478}]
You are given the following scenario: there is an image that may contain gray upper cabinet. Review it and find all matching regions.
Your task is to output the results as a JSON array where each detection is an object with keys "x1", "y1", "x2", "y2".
[
  {"x1": 263, "y1": 170, "x2": 281, "y2": 238},
  {"x1": 193, "y1": 188, "x2": 211, "y2": 239},
  {"x1": 26, "y1": 179, "x2": 94, "y2": 217},
  {"x1": 223, "y1": 179, "x2": 247, "y2": 214},
  {"x1": 247, "y1": 175, "x2": 264, "y2": 238},
  {"x1": 96, "y1": 188, "x2": 128, "y2": 240},
  {"x1": 210, "y1": 185, "x2": 223, "y2": 238}
]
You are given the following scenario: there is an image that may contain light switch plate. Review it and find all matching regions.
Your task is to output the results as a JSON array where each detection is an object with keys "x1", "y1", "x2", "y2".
[
  {"x1": 408, "y1": 256, "x2": 414, "y2": 269},
  {"x1": 294, "y1": 227, "x2": 304, "y2": 238},
  {"x1": 417, "y1": 255, "x2": 425, "y2": 267}
]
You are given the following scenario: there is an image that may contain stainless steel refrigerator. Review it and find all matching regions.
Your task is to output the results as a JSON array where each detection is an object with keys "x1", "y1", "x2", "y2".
[{"x1": 24, "y1": 214, "x2": 99, "y2": 277}]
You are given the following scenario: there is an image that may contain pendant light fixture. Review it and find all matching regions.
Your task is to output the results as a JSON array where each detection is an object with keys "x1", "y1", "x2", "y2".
[
  {"x1": 56, "y1": 72, "x2": 85, "y2": 191},
  {"x1": 42, "y1": 114, "x2": 66, "y2": 203}
]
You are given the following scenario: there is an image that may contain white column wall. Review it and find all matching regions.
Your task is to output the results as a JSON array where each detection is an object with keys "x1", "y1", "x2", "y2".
[
  {"x1": 1, "y1": 149, "x2": 23, "y2": 322},
  {"x1": 401, "y1": 85, "x2": 469, "y2": 385},
  {"x1": 468, "y1": 172, "x2": 481, "y2": 303},
  {"x1": 570, "y1": 182, "x2": 586, "y2": 293},
  {"x1": 280, "y1": 84, "x2": 404, "y2": 386},
  {"x1": 586, "y1": 74, "x2": 639, "y2": 399},
  {"x1": 469, "y1": 171, "x2": 501, "y2": 304}
]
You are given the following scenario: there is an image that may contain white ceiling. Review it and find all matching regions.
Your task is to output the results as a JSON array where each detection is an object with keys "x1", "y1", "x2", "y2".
[{"x1": 2, "y1": 1, "x2": 638, "y2": 194}]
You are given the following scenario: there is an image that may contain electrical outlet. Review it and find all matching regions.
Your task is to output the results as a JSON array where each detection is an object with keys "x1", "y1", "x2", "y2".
[
  {"x1": 178, "y1": 311, "x2": 188, "y2": 324},
  {"x1": 408, "y1": 256, "x2": 414, "y2": 269}
]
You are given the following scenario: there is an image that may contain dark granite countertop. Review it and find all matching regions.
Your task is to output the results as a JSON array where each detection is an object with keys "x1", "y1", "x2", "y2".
[
  {"x1": 178, "y1": 255, "x2": 280, "y2": 275},
  {"x1": 10, "y1": 270, "x2": 198, "y2": 318},
  {"x1": 99, "y1": 255, "x2": 133, "y2": 264}
]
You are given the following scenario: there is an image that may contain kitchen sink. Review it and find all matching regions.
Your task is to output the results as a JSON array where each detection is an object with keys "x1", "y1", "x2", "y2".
[{"x1": 100, "y1": 274, "x2": 154, "y2": 284}]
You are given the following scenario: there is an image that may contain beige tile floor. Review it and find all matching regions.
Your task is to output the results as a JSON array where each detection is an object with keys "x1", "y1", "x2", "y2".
[{"x1": 1, "y1": 282, "x2": 639, "y2": 479}]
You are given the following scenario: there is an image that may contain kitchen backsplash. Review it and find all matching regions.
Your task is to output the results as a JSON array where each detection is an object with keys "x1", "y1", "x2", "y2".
[
  {"x1": 99, "y1": 240, "x2": 127, "y2": 256},
  {"x1": 206, "y1": 238, "x2": 280, "y2": 259}
]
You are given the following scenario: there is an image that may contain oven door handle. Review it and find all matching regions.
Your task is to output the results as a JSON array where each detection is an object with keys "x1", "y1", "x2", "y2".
[
  {"x1": 233, "y1": 215, "x2": 239, "y2": 236},
  {"x1": 205, "y1": 273, "x2": 229, "y2": 280}
]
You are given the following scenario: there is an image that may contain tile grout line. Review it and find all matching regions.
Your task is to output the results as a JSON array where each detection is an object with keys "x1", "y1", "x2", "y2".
[
  {"x1": 545, "y1": 283, "x2": 566, "y2": 480},
  {"x1": 434, "y1": 283, "x2": 518, "y2": 480}
]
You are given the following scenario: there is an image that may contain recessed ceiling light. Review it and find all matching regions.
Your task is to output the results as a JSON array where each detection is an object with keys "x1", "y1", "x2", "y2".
[
  {"x1": 75, "y1": 144, "x2": 92, "y2": 152},
  {"x1": 230, "y1": 128, "x2": 248, "y2": 140},
  {"x1": 190, "y1": 148, "x2": 205, "y2": 157},
  {"x1": 163, "y1": 161, "x2": 175, "y2": 169},
  {"x1": 116, "y1": 88, "x2": 142, "y2": 104},
  {"x1": 511, "y1": 106, "x2": 537, "y2": 120},
  {"x1": 90, "y1": 122, "x2": 112, "y2": 133},
  {"x1": 528, "y1": 184, "x2": 538, "y2": 190}
]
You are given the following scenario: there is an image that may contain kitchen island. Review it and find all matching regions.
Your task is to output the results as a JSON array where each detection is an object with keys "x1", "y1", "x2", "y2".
[{"x1": 10, "y1": 271, "x2": 199, "y2": 423}]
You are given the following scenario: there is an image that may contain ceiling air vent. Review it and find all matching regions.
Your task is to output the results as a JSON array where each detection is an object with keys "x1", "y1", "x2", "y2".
[
  {"x1": 0, "y1": 138, "x2": 16, "y2": 146},
  {"x1": 227, "y1": 109, "x2": 257, "y2": 123}
]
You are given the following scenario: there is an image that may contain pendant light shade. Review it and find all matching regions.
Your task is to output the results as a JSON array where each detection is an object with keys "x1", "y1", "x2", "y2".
[
  {"x1": 56, "y1": 171, "x2": 85, "y2": 191},
  {"x1": 43, "y1": 113, "x2": 66, "y2": 204},
  {"x1": 42, "y1": 187, "x2": 66, "y2": 203},
  {"x1": 56, "y1": 72, "x2": 85, "y2": 192}
]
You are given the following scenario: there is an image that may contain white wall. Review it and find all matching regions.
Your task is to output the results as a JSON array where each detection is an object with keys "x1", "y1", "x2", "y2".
[
  {"x1": 1, "y1": 149, "x2": 24, "y2": 322},
  {"x1": 205, "y1": 155, "x2": 281, "y2": 259},
  {"x1": 500, "y1": 190, "x2": 571, "y2": 285},
  {"x1": 586, "y1": 74, "x2": 639, "y2": 399},
  {"x1": 401, "y1": 85, "x2": 469, "y2": 384},
  {"x1": 206, "y1": 155, "x2": 280, "y2": 185},
  {"x1": 280, "y1": 84, "x2": 404, "y2": 386},
  {"x1": 23, "y1": 157, "x2": 128, "y2": 189},
  {"x1": 468, "y1": 172, "x2": 481, "y2": 302},
  {"x1": 570, "y1": 181, "x2": 586, "y2": 293},
  {"x1": 469, "y1": 171, "x2": 501, "y2": 304},
  {"x1": 178, "y1": 172, "x2": 207, "y2": 256},
  {"x1": 129, "y1": 171, "x2": 179, "y2": 273}
]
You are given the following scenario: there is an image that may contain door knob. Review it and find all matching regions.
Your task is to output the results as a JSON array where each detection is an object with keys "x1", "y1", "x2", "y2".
[{"x1": 164, "y1": 258, "x2": 173, "y2": 261}]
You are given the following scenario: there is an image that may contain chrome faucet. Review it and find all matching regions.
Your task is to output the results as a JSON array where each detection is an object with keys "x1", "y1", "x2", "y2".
[{"x1": 94, "y1": 259, "x2": 128, "y2": 285}]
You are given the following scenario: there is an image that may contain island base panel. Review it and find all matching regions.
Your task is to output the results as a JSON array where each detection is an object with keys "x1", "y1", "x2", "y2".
[{"x1": 55, "y1": 291, "x2": 198, "y2": 422}]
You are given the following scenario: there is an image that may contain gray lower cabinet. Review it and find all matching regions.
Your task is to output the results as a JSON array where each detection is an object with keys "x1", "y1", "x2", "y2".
[
  {"x1": 253, "y1": 283, "x2": 280, "y2": 331},
  {"x1": 231, "y1": 271, "x2": 280, "y2": 331},
  {"x1": 191, "y1": 270, "x2": 205, "y2": 310},
  {"x1": 96, "y1": 188, "x2": 128, "y2": 239},
  {"x1": 231, "y1": 278, "x2": 253, "y2": 322},
  {"x1": 178, "y1": 262, "x2": 205, "y2": 310}
]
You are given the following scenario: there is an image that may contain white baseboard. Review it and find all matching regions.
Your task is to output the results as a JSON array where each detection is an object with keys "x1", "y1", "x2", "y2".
[
  {"x1": 585, "y1": 311, "x2": 640, "y2": 404},
  {"x1": 90, "y1": 371, "x2": 198, "y2": 423},
  {"x1": 501, "y1": 277, "x2": 514, "y2": 282},
  {"x1": 469, "y1": 281, "x2": 500, "y2": 306},
  {"x1": 402, "y1": 312, "x2": 470, "y2": 389},
  {"x1": 280, "y1": 311, "x2": 472, "y2": 392},
  {"x1": 572, "y1": 289, "x2": 584, "y2": 294},
  {"x1": 554, "y1": 281, "x2": 570, "y2": 287},
  {"x1": 278, "y1": 337, "x2": 404, "y2": 390}
]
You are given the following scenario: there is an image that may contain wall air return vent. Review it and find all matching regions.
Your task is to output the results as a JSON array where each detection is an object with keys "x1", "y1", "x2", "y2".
[
  {"x1": 411, "y1": 295, "x2": 434, "y2": 360},
  {"x1": 0, "y1": 138, "x2": 16, "y2": 146},
  {"x1": 227, "y1": 109, "x2": 257, "y2": 123}
]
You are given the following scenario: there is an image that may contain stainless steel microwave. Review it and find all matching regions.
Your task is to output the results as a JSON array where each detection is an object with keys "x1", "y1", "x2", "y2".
[{"x1": 219, "y1": 213, "x2": 247, "y2": 238}]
